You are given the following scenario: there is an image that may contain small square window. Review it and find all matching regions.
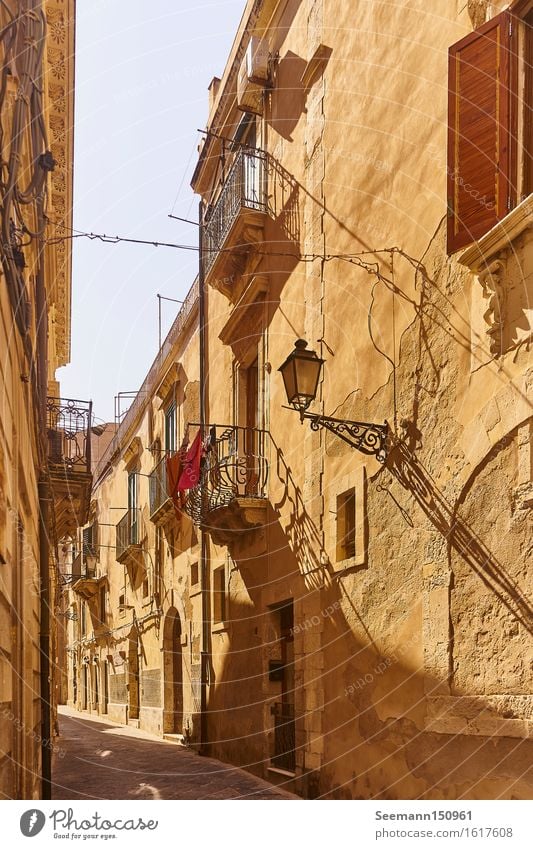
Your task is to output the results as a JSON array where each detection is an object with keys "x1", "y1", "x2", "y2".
[
  {"x1": 336, "y1": 488, "x2": 356, "y2": 562},
  {"x1": 191, "y1": 562, "x2": 199, "y2": 586}
]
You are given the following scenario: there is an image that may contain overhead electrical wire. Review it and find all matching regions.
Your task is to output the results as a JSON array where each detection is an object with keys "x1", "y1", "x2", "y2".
[{"x1": 44, "y1": 218, "x2": 401, "y2": 263}]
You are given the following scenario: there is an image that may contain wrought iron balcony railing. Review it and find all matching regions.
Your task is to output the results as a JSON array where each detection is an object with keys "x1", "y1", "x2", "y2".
[
  {"x1": 47, "y1": 397, "x2": 93, "y2": 537},
  {"x1": 116, "y1": 508, "x2": 141, "y2": 562},
  {"x1": 47, "y1": 397, "x2": 92, "y2": 475},
  {"x1": 183, "y1": 425, "x2": 268, "y2": 526},
  {"x1": 202, "y1": 148, "x2": 269, "y2": 278},
  {"x1": 61, "y1": 552, "x2": 96, "y2": 586},
  {"x1": 149, "y1": 452, "x2": 174, "y2": 519},
  {"x1": 71, "y1": 552, "x2": 96, "y2": 581}
]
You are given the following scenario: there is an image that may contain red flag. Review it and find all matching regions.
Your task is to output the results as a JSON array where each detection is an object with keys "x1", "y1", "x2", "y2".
[
  {"x1": 176, "y1": 430, "x2": 203, "y2": 491},
  {"x1": 166, "y1": 451, "x2": 182, "y2": 510}
]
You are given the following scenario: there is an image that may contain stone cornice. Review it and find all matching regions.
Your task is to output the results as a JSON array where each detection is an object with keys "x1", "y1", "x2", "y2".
[
  {"x1": 219, "y1": 275, "x2": 268, "y2": 347},
  {"x1": 44, "y1": 0, "x2": 75, "y2": 369},
  {"x1": 458, "y1": 194, "x2": 533, "y2": 271}
]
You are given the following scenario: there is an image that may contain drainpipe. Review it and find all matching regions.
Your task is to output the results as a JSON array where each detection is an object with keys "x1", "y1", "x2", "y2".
[
  {"x1": 36, "y1": 209, "x2": 52, "y2": 799},
  {"x1": 198, "y1": 201, "x2": 210, "y2": 754},
  {"x1": 38, "y1": 478, "x2": 51, "y2": 799}
]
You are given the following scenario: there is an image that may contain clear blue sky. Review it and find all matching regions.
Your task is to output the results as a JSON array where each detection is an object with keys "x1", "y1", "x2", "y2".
[{"x1": 58, "y1": 0, "x2": 245, "y2": 422}]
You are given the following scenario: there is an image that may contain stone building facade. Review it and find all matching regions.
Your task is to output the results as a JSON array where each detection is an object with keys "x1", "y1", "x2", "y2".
[
  {"x1": 62, "y1": 282, "x2": 201, "y2": 740},
  {"x1": 63, "y1": 0, "x2": 532, "y2": 800},
  {"x1": 0, "y1": 1, "x2": 85, "y2": 799}
]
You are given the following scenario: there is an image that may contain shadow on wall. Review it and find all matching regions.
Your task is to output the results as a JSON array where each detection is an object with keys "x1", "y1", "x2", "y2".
[
  {"x1": 202, "y1": 422, "x2": 532, "y2": 798},
  {"x1": 270, "y1": 431, "x2": 332, "y2": 590},
  {"x1": 388, "y1": 430, "x2": 533, "y2": 633}
]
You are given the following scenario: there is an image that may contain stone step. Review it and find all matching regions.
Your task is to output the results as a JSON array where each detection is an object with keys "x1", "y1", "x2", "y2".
[
  {"x1": 128, "y1": 718, "x2": 140, "y2": 728},
  {"x1": 163, "y1": 733, "x2": 187, "y2": 746}
]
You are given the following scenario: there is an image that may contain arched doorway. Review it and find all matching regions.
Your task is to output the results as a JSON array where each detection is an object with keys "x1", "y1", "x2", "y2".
[{"x1": 163, "y1": 608, "x2": 183, "y2": 733}]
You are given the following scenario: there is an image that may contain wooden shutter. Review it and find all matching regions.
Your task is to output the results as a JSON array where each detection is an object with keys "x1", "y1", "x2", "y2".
[
  {"x1": 447, "y1": 12, "x2": 518, "y2": 253},
  {"x1": 82, "y1": 525, "x2": 94, "y2": 558}
]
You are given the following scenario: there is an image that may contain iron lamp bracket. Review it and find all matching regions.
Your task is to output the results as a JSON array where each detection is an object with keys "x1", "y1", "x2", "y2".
[{"x1": 284, "y1": 407, "x2": 389, "y2": 463}]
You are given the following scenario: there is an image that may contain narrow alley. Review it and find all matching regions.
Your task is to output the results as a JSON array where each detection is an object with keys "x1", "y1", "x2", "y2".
[{"x1": 51, "y1": 708, "x2": 296, "y2": 801}]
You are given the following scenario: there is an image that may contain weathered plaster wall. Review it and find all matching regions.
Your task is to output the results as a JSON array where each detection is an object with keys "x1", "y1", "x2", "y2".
[{"x1": 193, "y1": 0, "x2": 532, "y2": 799}]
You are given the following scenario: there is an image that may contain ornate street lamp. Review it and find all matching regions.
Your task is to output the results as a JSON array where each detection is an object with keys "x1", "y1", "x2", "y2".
[{"x1": 279, "y1": 339, "x2": 388, "y2": 463}]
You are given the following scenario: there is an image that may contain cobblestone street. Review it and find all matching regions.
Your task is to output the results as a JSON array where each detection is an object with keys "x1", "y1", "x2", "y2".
[{"x1": 51, "y1": 707, "x2": 296, "y2": 800}]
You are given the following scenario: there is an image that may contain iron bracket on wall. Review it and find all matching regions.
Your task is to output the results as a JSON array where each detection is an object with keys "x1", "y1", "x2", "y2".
[{"x1": 299, "y1": 411, "x2": 389, "y2": 463}]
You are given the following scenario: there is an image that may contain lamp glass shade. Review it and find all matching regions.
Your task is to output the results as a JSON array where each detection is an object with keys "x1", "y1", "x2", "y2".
[{"x1": 279, "y1": 339, "x2": 324, "y2": 412}]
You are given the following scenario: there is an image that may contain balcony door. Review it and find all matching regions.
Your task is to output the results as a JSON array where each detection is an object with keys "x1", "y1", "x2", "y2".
[
  {"x1": 238, "y1": 356, "x2": 260, "y2": 495},
  {"x1": 127, "y1": 471, "x2": 138, "y2": 545},
  {"x1": 165, "y1": 402, "x2": 176, "y2": 454},
  {"x1": 242, "y1": 120, "x2": 262, "y2": 209}
]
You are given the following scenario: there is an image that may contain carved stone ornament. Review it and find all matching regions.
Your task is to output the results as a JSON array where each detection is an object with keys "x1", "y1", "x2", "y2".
[
  {"x1": 468, "y1": 0, "x2": 489, "y2": 28},
  {"x1": 45, "y1": 0, "x2": 75, "y2": 368},
  {"x1": 478, "y1": 260, "x2": 506, "y2": 356}
]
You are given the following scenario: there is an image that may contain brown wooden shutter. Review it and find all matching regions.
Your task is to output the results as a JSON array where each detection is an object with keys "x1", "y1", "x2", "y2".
[{"x1": 447, "y1": 12, "x2": 518, "y2": 253}]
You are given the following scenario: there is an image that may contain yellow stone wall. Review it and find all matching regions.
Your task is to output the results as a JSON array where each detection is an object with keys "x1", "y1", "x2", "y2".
[
  {"x1": 63, "y1": 0, "x2": 532, "y2": 801},
  {"x1": 0, "y1": 0, "x2": 75, "y2": 799},
  {"x1": 191, "y1": 0, "x2": 533, "y2": 798},
  {"x1": 64, "y1": 287, "x2": 202, "y2": 739}
]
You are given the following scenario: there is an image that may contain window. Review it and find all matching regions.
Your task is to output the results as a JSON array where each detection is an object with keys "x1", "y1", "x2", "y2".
[
  {"x1": 127, "y1": 471, "x2": 138, "y2": 544},
  {"x1": 155, "y1": 526, "x2": 163, "y2": 592},
  {"x1": 336, "y1": 488, "x2": 356, "y2": 562},
  {"x1": 119, "y1": 593, "x2": 125, "y2": 617},
  {"x1": 82, "y1": 523, "x2": 97, "y2": 574},
  {"x1": 165, "y1": 402, "x2": 176, "y2": 454},
  {"x1": 213, "y1": 566, "x2": 227, "y2": 624},
  {"x1": 99, "y1": 586, "x2": 107, "y2": 624},
  {"x1": 142, "y1": 577, "x2": 149, "y2": 599},
  {"x1": 447, "y1": 6, "x2": 533, "y2": 252},
  {"x1": 128, "y1": 471, "x2": 137, "y2": 512},
  {"x1": 191, "y1": 561, "x2": 199, "y2": 586},
  {"x1": 82, "y1": 524, "x2": 95, "y2": 558}
]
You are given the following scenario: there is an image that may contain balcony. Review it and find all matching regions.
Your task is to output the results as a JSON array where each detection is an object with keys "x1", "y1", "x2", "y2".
[
  {"x1": 116, "y1": 508, "x2": 143, "y2": 567},
  {"x1": 70, "y1": 553, "x2": 105, "y2": 600},
  {"x1": 202, "y1": 148, "x2": 270, "y2": 291},
  {"x1": 149, "y1": 453, "x2": 176, "y2": 523},
  {"x1": 183, "y1": 425, "x2": 268, "y2": 547},
  {"x1": 47, "y1": 397, "x2": 93, "y2": 538}
]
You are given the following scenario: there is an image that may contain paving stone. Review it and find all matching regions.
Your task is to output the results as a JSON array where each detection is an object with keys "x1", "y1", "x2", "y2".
[{"x1": 52, "y1": 710, "x2": 297, "y2": 800}]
